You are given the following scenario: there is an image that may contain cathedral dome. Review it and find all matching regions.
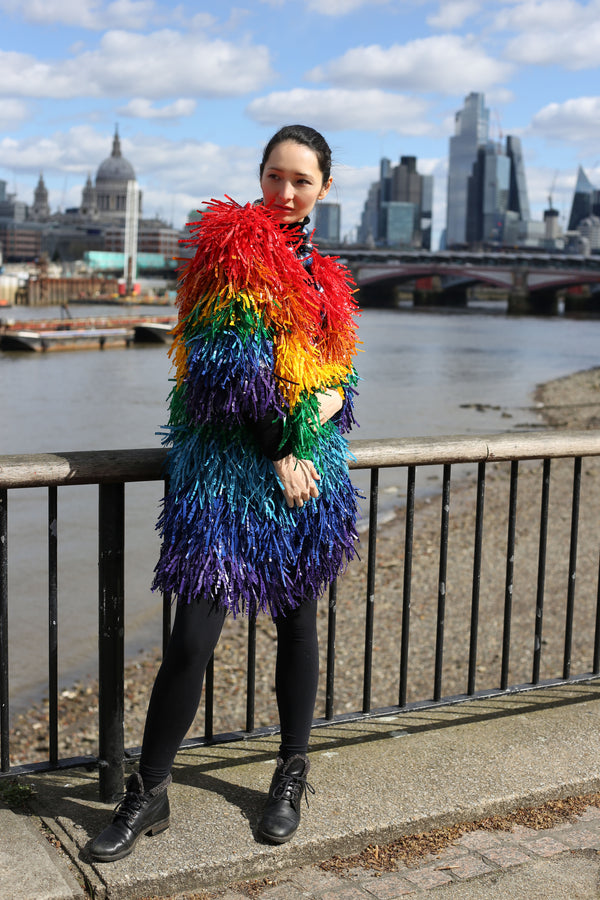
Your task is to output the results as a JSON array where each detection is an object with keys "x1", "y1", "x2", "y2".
[
  {"x1": 96, "y1": 129, "x2": 135, "y2": 183},
  {"x1": 92, "y1": 127, "x2": 142, "y2": 220}
]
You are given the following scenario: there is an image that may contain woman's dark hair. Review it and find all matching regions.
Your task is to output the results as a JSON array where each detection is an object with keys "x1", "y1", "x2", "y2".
[{"x1": 259, "y1": 125, "x2": 332, "y2": 185}]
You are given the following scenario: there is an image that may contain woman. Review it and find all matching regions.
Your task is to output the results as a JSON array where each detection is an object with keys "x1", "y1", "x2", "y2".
[{"x1": 89, "y1": 124, "x2": 360, "y2": 862}]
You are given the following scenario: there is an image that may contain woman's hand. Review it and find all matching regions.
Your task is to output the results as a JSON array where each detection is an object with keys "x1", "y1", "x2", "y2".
[
  {"x1": 272, "y1": 454, "x2": 320, "y2": 508},
  {"x1": 310, "y1": 388, "x2": 343, "y2": 430}
]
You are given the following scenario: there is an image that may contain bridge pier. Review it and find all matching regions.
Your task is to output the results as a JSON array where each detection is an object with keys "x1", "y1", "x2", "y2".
[
  {"x1": 357, "y1": 282, "x2": 401, "y2": 308},
  {"x1": 413, "y1": 275, "x2": 451, "y2": 307},
  {"x1": 508, "y1": 288, "x2": 561, "y2": 315},
  {"x1": 507, "y1": 268, "x2": 530, "y2": 314},
  {"x1": 564, "y1": 286, "x2": 600, "y2": 314},
  {"x1": 507, "y1": 269, "x2": 561, "y2": 315}
]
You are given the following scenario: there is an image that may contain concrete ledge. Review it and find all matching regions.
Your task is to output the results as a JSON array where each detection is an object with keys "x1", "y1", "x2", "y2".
[
  {"x1": 0, "y1": 802, "x2": 85, "y2": 900},
  {"x1": 19, "y1": 682, "x2": 600, "y2": 899}
]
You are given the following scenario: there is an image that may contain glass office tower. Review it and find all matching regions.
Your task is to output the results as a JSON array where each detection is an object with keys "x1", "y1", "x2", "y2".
[
  {"x1": 314, "y1": 202, "x2": 341, "y2": 243},
  {"x1": 568, "y1": 166, "x2": 599, "y2": 231},
  {"x1": 446, "y1": 92, "x2": 489, "y2": 247}
]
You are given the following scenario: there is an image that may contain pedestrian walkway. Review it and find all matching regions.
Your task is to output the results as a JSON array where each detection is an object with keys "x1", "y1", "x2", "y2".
[
  {"x1": 3, "y1": 681, "x2": 600, "y2": 899},
  {"x1": 215, "y1": 806, "x2": 600, "y2": 899}
]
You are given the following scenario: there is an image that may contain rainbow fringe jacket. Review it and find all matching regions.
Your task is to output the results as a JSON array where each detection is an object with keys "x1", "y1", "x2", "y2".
[{"x1": 152, "y1": 198, "x2": 360, "y2": 617}]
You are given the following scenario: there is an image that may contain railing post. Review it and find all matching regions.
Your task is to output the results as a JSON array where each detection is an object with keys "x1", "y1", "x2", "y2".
[
  {"x1": 467, "y1": 462, "x2": 486, "y2": 695},
  {"x1": 532, "y1": 459, "x2": 551, "y2": 684},
  {"x1": 501, "y1": 461, "x2": 519, "y2": 690},
  {"x1": 246, "y1": 614, "x2": 257, "y2": 733},
  {"x1": 563, "y1": 457, "x2": 581, "y2": 679},
  {"x1": 362, "y1": 467, "x2": 379, "y2": 713},
  {"x1": 399, "y1": 466, "x2": 415, "y2": 707},
  {"x1": 48, "y1": 486, "x2": 59, "y2": 765},
  {"x1": 98, "y1": 482, "x2": 125, "y2": 802},
  {"x1": 0, "y1": 490, "x2": 9, "y2": 773},
  {"x1": 325, "y1": 580, "x2": 338, "y2": 720},
  {"x1": 434, "y1": 464, "x2": 451, "y2": 701}
]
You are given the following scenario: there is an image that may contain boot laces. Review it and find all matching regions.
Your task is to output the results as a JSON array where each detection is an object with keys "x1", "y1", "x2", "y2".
[
  {"x1": 112, "y1": 789, "x2": 144, "y2": 827},
  {"x1": 272, "y1": 771, "x2": 316, "y2": 808}
]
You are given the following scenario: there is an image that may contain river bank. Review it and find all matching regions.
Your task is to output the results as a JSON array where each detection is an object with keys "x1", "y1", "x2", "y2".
[{"x1": 8, "y1": 365, "x2": 600, "y2": 766}]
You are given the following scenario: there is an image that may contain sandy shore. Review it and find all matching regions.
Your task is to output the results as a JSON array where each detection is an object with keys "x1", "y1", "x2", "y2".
[{"x1": 9, "y1": 366, "x2": 600, "y2": 765}]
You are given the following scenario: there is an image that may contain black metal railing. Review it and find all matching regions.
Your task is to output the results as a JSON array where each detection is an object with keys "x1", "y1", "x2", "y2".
[{"x1": 1, "y1": 431, "x2": 600, "y2": 800}]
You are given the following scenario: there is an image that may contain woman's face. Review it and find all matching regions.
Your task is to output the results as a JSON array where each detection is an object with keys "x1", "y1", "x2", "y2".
[{"x1": 260, "y1": 140, "x2": 332, "y2": 224}]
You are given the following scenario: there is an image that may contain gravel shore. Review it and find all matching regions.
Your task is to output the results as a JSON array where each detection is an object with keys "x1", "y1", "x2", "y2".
[{"x1": 9, "y1": 366, "x2": 600, "y2": 766}]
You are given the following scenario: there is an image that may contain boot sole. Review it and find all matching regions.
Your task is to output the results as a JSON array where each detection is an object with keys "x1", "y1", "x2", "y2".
[
  {"x1": 90, "y1": 817, "x2": 170, "y2": 862},
  {"x1": 257, "y1": 825, "x2": 298, "y2": 845}
]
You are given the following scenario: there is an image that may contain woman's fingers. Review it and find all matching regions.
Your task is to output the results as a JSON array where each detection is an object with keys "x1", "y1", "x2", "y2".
[{"x1": 273, "y1": 456, "x2": 321, "y2": 508}]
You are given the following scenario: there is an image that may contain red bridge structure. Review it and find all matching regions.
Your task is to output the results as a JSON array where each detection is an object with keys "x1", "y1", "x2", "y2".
[{"x1": 331, "y1": 249, "x2": 600, "y2": 314}]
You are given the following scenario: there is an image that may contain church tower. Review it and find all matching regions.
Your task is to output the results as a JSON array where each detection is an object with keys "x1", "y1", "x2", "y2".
[
  {"x1": 80, "y1": 174, "x2": 98, "y2": 218},
  {"x1": 31, "y1": 173, "x2": 50, "y2": 220}
]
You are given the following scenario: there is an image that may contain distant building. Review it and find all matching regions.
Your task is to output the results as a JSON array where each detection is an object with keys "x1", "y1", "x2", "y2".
[
  {"x1": 447, "y1": 93, "x2": 534, "y2": 248},
  {"x1": 447, "y1": 92, "x2": 489, "y2": 247},
  {"x1": 568, "y1": 166, "x2": 600, "y2": 231},
  {"x1": 1, "y1": 129, "x2": 181, "y2": 264},
  {"x1": 313, "y1": 202, "x2": 341, "y2": 243},
  {"x1": 381, "y1": 202, "x2": 415, "y2": 246},
  {"x1": 466, "y1": 143, "x2": 510, "y2": 244},
  {"x1": 506, "y1": 136, "x2": 530, "y2": 222},
  {"x1": 578, "y1": 215, "x2": 600, "y2": 252},
  {"x1": 544, "y1": 207, "x2": 562, "y2": 248},
  {"x1": 93, "y1": 128, "x2": 142, "y2": 222},
  {"x1": 358, "y1": 155, "x2": 432, "y2": 248},
  {"x1": 31, "y1": 174, "x2": 50, "y2": 221}
]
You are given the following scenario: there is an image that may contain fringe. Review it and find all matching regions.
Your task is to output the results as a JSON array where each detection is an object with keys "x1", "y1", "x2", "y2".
[{"x1": 153, "y1": 198, "x2": 360, "y2": 616}]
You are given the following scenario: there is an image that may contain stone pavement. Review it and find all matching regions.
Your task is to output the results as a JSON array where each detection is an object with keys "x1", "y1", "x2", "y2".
[
  {"x1": 213, "y1": 807, "x2": 600, "y2": 899},
  {"x1": 3, "y1": 682, "x2": 600, "y2": 899}
]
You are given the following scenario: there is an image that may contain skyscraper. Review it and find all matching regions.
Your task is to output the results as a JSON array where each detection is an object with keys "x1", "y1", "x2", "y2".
[
  {"x1": 568, "y1": 166, "x2": 600, "y2": 231},
  {"x1": 313, "y1": 202, "x2": 341, "y2": 243},
  {"x1": 506, "y1": 136, "x2": 530, "y2": 222},
  {"x1": 358, "y1": 155, "x2": 432, "y2": 248},
  {"x1": 446, "y1": 92, "x2": 489, "y2": 247}
]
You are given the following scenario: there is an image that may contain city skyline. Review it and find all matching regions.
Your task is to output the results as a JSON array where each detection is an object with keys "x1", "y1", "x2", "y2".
[{"x1": 1, "y1": 1, "x2": 600, "y2": 249}]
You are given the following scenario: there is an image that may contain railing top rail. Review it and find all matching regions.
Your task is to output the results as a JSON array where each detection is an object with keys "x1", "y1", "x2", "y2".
[{"x1": 1, "y1": 430, "x2": 600, "y2": 489}]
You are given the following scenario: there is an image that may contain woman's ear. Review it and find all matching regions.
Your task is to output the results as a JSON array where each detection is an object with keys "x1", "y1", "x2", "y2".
[{"x1": 318, "y1": 177, "x2": 333, "y2": 201}]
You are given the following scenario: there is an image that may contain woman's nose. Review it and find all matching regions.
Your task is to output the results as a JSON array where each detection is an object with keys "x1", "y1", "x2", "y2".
[{"x1": 278, "y1": 180, "x2": 294, "y2": 201}]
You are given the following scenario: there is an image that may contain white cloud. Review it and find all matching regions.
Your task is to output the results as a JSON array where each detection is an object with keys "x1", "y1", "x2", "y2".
[
  {"x1": 0, "y1": 30, "x2": 274, "y2": 99},
  {"x1": 307, "y1": 35, "x2": 513, "y2": 94},
  {"x1": 524, "y1": 164, "x2": 577, "y2": 223},
  {"x1": 0, "y1": 98, "x2": 30, "y2": 129},
  {"x1": 0, "y1": 0, "x2": 157, "y2": 29},
  {"x1": 257, "y1": 0, "x2": 391, "y2": 12},
  {"x1": 247, "y1": 88, "x2": 433, "y2": 134},
  {"x1": 494, "y1": 0, "x2": 600, "y2": 69},
  {"x1": 0, "y1": 127, "x2": 264, "y2": 220},
  {"x1": 117, "y1": 98, "x2": 196, "y2": 119},
  {"x1": 531, "y1": 97, "x2": 600, "y2": 145},
  {"x1": 305, "y1": 0, "x2": 390, "y2": 15},
  {"x1": 427, "y1": 0, "x2": 481, "y2": 29}
]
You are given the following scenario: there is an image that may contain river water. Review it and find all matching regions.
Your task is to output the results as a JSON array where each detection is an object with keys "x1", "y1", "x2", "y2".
[{"x1": 2, "y1": 301, "x2": 600, "y2": 712}]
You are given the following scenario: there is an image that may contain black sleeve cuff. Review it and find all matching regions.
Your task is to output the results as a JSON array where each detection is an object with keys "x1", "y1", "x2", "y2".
[{"x1": 246, "y1": 412, "x2": 293, "y2": 461}]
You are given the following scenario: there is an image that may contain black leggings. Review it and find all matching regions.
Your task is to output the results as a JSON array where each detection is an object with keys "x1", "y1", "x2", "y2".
[{"x1": 139, "y1": 596, "x2": 320, "y2": 790}]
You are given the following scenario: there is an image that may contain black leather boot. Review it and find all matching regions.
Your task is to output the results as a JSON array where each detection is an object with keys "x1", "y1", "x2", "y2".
[
  {"x1": 88, "y1": 772, "x2": 171, "y2": 862},
  {"x1": 257, "y1": 754, "x2": 314, "y2": 844}
]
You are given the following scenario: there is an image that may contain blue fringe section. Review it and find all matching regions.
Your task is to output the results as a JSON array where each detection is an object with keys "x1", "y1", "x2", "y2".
[
  {"x1": 152, "y1": 421, "x2": 359, "y2": 617},
  {"x1": 183, "y1": 327, "x2": 287, "y2": 426}
]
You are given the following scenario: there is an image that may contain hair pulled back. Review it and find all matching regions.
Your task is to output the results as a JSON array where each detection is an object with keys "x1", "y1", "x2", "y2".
[{"x1": 259, "y1": 125, "x2": 332, "y2": 185}]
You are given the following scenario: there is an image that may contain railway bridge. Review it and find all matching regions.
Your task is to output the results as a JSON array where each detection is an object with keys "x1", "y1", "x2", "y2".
[{"x1": 329, "y1": 248, "x2": 600, "y2": 314}]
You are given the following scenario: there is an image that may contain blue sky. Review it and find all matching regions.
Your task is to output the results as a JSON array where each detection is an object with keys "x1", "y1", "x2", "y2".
[{"x1": 1, "y1": 0, "x2": 600, "y2": 247}]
